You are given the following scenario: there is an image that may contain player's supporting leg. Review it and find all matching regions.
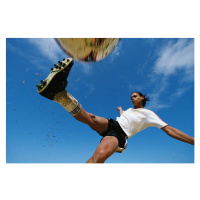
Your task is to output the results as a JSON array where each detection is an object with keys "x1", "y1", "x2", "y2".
[{"x1": 86, "y1": 136, "x2": 119, "y2": 163}]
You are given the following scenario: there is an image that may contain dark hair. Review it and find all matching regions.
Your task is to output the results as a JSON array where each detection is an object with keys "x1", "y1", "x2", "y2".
[{"x1": 131, "y1": 92, "x2": 150, "y2": 107}]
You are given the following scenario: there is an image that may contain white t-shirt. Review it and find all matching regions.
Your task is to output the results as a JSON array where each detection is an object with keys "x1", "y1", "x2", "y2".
[{"x1": 116, "y1": 108, "x2": 168, "y2": 138}]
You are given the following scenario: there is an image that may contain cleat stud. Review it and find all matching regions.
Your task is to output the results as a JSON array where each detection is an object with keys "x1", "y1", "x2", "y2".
[
  {"x1": 37, "y1": 85, "x2": 41, "y2": 90},
  {"x1": 67, "y1": 59, "x2": 69, "y2": 62},
  {"x1": 63, "y1": 58, "x2": 65, "y2": 61},
  {"x1": 51, "y1": 68, "x2": 53, "y2": 71}
]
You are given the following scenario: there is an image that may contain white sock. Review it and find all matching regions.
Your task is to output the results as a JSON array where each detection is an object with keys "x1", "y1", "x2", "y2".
[{"x1": 53, "y1": 90, "x2": 82, "y2": 116}]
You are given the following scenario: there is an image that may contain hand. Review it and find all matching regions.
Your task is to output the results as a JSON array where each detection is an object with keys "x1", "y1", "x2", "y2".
[{"x1": 117, "y1": 107, "x2": 122, "y2": 111}]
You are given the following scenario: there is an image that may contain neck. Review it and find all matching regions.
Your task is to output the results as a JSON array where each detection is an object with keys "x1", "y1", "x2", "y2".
[{"x1": 134, "y1": 105, "x2": 143, "y2": 109}]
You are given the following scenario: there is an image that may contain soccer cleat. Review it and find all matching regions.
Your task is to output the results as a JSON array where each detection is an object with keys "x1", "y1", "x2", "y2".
[{"x1": 36, "y1": 58, "x2": 74, "y2": 100}]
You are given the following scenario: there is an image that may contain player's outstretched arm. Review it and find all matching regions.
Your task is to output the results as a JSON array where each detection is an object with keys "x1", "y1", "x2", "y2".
[{"x1": 161, "y1": 125, "x2": 194, "y2": 145}]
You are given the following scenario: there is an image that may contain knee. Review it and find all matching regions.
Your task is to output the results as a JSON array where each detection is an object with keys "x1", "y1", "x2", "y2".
[
  {"x1": 74, "y1": 110, "x2": 97, "y2": 125},
  {"x1": 88, "y1": 113, "x2": 97, "y2": 121},
  {"x1": 87, "y1": 113, "x2": 99, "y2": 126}
]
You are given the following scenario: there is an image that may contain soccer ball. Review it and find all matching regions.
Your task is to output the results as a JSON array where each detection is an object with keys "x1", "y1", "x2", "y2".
[{"x1": 56, "y1": 38, "x2": 120, "y2": 62}]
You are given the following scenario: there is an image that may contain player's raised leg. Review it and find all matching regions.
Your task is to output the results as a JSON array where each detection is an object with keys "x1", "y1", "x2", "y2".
[
  {"x1": 54, "y1": 90, "x2": 109, "y2": 133},
  {"x1": 36, "y1": 58, "x2": 109, "y2": 134}
]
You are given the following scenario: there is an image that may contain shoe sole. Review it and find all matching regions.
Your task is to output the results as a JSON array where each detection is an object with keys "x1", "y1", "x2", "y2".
[{"x1": 37, "y1": 58, "x2": 74, "y2": 100}]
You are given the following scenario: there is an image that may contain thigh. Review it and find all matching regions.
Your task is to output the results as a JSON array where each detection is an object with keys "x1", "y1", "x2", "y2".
[
  {"x1": 94, "y1": 136, "x2": 119, "y2": 159},
  {"x1": 74, "y1": 108, "x2": 109, "y2": 134}
]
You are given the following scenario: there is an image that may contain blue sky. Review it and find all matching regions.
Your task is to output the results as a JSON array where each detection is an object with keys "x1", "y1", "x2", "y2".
[{"x1": 6, "y1": 38, "x2": 194, "y2": 163}]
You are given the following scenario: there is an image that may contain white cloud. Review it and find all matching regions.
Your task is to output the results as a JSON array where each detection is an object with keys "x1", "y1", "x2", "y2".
[
  {"x1": 7, "y1": 38, "x2": 67, "y2": 72},
  {"x1": 145, "y1": 39, "x2": 194, "y2": 111},
  {"x1": 27, "y1": 38, "x2": 65, "y2": 63},
  {"x1": 78, "y1": 62, "x2": 93, "y2": 75},
  {"x1": 154, "y1": 39, "x2": 194, "y2": 76},
  {"x1": 170, "y1": 85, "x2": 192, "y2": 99},
  {"x1": 147, "y1": 94, "x2": 170, "y2": 110},
  {"x1": 145, "y1": 76, "x2": 170, "y2": 110}
]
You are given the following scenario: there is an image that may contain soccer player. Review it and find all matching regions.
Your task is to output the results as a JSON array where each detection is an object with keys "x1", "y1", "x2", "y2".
[{"x1": 37, "y1": 58, "x2": 194, "y2": 163}]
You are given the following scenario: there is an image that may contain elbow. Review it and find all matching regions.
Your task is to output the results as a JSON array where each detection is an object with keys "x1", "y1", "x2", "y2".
[
  {"x1": 162, "y1": 125, "x2": 172, "y2": 134},
  {"x1": 162, "y1": 125, "x2": 175, "y2": 137}
]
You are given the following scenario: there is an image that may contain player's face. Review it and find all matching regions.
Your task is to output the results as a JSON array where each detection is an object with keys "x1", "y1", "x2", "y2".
[{"x1": 131, "y1": 93, "x2": 144, "y2": 108}]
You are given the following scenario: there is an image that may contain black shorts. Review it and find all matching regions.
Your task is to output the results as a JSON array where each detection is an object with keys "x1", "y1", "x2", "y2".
[{"x1": 100, "y1": 118, "x2": 128, "y2": 149}]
